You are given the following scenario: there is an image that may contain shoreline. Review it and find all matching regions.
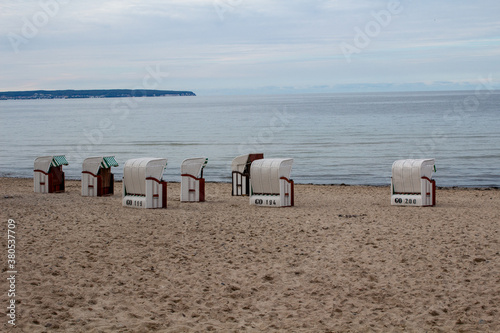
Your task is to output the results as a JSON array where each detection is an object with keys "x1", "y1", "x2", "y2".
[{"x1": 2, "y1": 176, "x2": 498, "y2": 190}]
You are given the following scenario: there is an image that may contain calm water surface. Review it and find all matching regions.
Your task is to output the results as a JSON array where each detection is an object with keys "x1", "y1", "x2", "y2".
[{"x1": 1, "y1": 91, "x2": 499, "y2": 187}]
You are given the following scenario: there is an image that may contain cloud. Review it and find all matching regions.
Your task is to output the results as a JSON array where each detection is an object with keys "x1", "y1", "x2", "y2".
[{"x1": 1, "y1": 0, "x2": 499, "y2": 93}]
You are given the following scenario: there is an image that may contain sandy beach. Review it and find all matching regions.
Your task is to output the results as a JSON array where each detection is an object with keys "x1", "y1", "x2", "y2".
[{"x1": 0, "y1": 177, "x2": 499, "y2": 332}]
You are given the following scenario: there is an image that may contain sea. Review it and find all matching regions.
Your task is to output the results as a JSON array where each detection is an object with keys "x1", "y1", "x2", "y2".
[{"x1": 1, "y1": 91, "x2": 499, "y2": 187}]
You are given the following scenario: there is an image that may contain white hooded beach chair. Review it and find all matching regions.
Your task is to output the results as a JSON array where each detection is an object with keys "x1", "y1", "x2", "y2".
[
  {"x1": 231, "y1": 153, "x2": 264, "y2": 196},
  {"x1": 250, "y1": 158, "x2": 294, "y2": 207},
  {"x1": 391, "y1": 159, "x2": 436, "y2": 206},
  {"x1": 34, "y1": 155, "x2": 68, "y2": 193},
  {"x1": 81, "y1": 156, "x2": 119, "y2": 197},
  {"x1": 122, "y1": 158, "x2": 168, "y2": 208},
  {"x1": 181, "y1": 157, "x2": 208, "y2": 202}
]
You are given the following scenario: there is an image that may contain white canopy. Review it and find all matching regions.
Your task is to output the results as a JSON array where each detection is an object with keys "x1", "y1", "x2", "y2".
[
  {"x1": 181, "y1": 157, "x2": 207, "y2": 178},
  {"x1": 231, "y1": 154, "x2": 250, "y2": 173},
  {"x1": 82, "y1": 156, "x2": 118, "y2": 175},
  {"x1": 250, "y1": 158, "x2": 293, "y2": 194},
  {"x1": 82, "y1": 157, "x2": 102, "y2": 175},
  {"x1": 392, "y1": 159, "x2": 435, "y2": 193},
  {"x1": 34, "y1": 155, "x2": 68, "y2": 173},
  {"x1": 231, "y1": 153, "x2": 264, "y2": 173},
  {"x1": 123, "y1": 158, "x2": 167, "y2": 195}
]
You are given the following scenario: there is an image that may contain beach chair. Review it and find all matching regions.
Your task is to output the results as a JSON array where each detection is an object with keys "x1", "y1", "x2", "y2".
[
  {"x1": 81, "y1": 156, "x2": 119, "y2": 197},
  {"x1": 391, "y1": 159, "x2": 436, "y2": 206},
  {"x1": 250, "y1": 158, "x2": 294, "y2": 207},
  {"x1": 34, "y1": 155, "x2": 68, "y2": 193},
  {"x1": 231, "y1": 153, "x2": 264, "y2": 196},
  {"x1": 180, "y1": 157, "x2": 208, "y2": 202},
  {"x1": 122, "y1": 158, "x2": 168, "y2": 208}
]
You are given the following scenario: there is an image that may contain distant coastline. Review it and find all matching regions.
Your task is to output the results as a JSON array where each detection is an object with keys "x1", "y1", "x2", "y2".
[{"x1": 0, "y1": 89, "x2": 196, "y2": 100}]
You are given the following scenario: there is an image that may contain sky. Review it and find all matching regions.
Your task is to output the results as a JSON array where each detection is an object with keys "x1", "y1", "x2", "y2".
[{"x1": 1, "y1": 0, "x2": 499, "y2": 95}]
